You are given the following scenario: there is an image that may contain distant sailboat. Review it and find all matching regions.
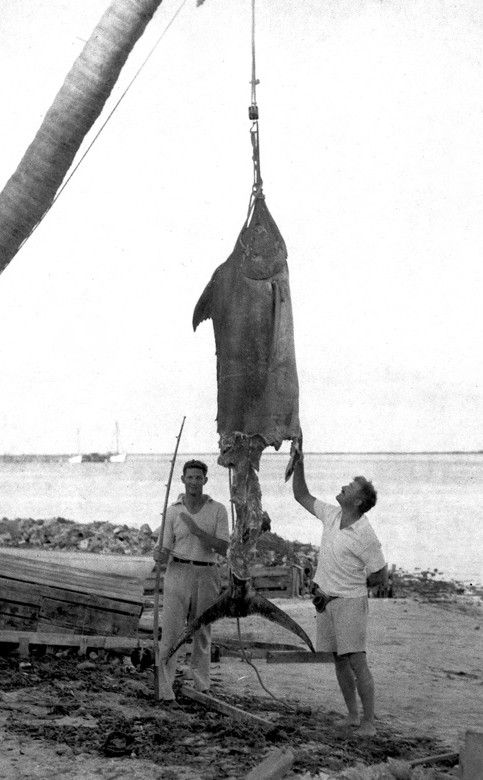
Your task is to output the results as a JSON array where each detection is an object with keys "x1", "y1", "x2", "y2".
[
  {"x1": 68, "y1": 429, "x2": 84, "y2": 463},
  {"x1": 68, "y1": 423, "x2": 126, "y2": 463},
  {"x1": 68, "y1": 453, "x2": 83, "y2": 464},
  {"x1": 109, "y1": 422, "x2": 126, "y2": 463}
]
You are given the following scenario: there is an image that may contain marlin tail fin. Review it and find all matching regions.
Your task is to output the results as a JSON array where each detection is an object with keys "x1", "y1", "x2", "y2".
[{"x1": 167, "y1": 575, "x2": 315, "y2": 660}]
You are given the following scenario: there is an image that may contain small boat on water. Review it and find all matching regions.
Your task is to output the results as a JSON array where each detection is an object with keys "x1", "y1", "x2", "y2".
[
  {"x1": 69, "y1": 451, "x2": 110, "y2": 463},
  {"x1": 109, "y1": 451, "x2": 126, "y2": 464},
  {"x1": 68, "y1": 422, "x2": 126, "y2": 464}
]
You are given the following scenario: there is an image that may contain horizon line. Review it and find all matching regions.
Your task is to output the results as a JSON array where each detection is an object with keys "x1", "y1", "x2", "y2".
[{"x1": 1, "y1": 449, "x2": 482, "y2": 458}]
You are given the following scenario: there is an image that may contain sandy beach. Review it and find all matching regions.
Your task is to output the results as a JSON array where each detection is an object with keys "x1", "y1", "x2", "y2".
[
  {"x1": 0, "y1": 592, "x2": 481, "y2": 778},
  {"x1": 211, "y1": 595, "x2": 483, "y2": 747}
]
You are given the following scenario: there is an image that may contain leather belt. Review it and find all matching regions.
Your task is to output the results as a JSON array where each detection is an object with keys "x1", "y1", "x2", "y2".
[
  {"x1": 172, "y1": 555, "x2": 215, "y2": 567},
  {"x1": 312, "y1": 591, "x2": 339, "y2": 613}
]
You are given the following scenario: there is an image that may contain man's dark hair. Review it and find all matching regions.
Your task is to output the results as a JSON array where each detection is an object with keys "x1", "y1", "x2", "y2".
[
  {"x1": 354, "y1": 476, "x2": 377, "y2": 514},
  {"x1": 183, "y1": 459, "x2": 208, "y2": 476}
]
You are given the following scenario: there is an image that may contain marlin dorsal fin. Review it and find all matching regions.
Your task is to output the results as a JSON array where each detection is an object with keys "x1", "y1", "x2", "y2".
[{"x1": 192, "y1": 277, "x2": 214, "y2": 330}]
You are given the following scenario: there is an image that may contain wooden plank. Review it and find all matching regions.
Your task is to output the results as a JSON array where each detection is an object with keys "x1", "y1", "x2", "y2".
[
  {"x1": 0, "y1": 630, "x2": 154, "y2": 650},
  {"x1": 266, "y1": 651, "x2": 333, "y2": 664},
  {"x1": 0, "y1": 601, "x2": 38, "y2": 620},
  {"x1": 218, "y1": 639, "x2": 302, "y2": 649},
  {"x1": 36, "y1": 608, "x2": 140, "y2": 636},
  {"x1": 0, "y1": 571, "x2": 143, "y2": 605},
  {"x1": 255, "y1": 590, "x2": 291, "y2": 600},
  {"x1": 0, "y1": 577, "x2": 142, "y2": 635},
  {"x1": 0, "y1": 614, "x2": 38, "y2": 631},
  {"x1": 0, "y1": 554, "x2": 144, "y2": 603},
  {"x1": 0, "y1": 594, "x2": 39, "y2": 630},
  {"x1": 250, "y1": 566, "x2": 291, "y2": 577},
  {"x1": 409, "y1": 751, "x2": 459, "y2": 768},
  {"x1": 0, "y1": 549, "x2": 147, "y2": 583},
  {"x1": 35, "y1": 616, "x2": 139, "y2": 637},
  {"x1": 39, "y1": 597, "x2": 141, "y2": 634},
  {"x1": 0, "y1": 553, "x2": 140, "y2": 587},
  {"x1": 0, "y1": 578, "x2": 142, "y2": 614},
  {"x1": 0, "y1": 549, "x2": 154, "y2": 578},
  {"x1": 218, "y1": 647, "x2": 270, "y2": 659},
  {"x1": 35, "y1": 623, "x2": 76, "y2": 635},
  {"x1": 251, "y1": 576, "x2": 289, "y2": 589},
  {"x1": 180, "y1": 685, "x2": 275, "y2": 731},
  {"x1": 215, "y1": 639, "x2": 302, "y2": 652},
  {"x1": 245, "y1": 748, "x2": 294, "y2": 780}
]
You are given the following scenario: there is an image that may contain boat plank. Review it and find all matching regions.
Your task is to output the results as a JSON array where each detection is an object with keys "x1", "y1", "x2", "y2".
[
  {"x1": 0, "y1": 579, "x2": 142, "y2": 613},
  {"x1": 0, "y1": 557, "x2": 144, "y2": 603},
  {"x1": 0, "y1": 630, "x2": 153, "y2": 650},
  {"x1": 0, "y1": 552, "x2": 145, "y2": 585}
]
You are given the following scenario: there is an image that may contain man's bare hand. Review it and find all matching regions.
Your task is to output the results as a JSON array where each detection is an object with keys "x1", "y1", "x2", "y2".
[
  {"x1": 153, "y1": 546, "x2": 168, "y2": 563},
  {"x1": 285, "y1": 433, "x2": 304, "y2": 481},
  {"x1": 179, "y1": 512, "x2": 201, "y2": 536}
]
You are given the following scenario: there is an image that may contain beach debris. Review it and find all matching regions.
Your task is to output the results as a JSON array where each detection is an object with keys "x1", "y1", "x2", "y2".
[
  {"x1": 244, "y1": 746, "x2": 294, "y2": 779},
  {"x1": 297, "y1": 755, "x2": 460, "y2": 779},
  {"x1": 102, "y1": 730, "x2": 135, "y2": 757}
]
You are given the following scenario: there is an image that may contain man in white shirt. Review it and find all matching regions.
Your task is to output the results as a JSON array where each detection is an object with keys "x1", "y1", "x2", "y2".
[
  {"x1": 153, "y1": 459, "x2": 230, "y2": 703},
  {"x1": 292, "y1": 446, "x2": 387, "y2": 736}
]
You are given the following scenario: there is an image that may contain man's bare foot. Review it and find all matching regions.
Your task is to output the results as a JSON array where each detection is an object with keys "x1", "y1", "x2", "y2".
[
  {"x1": 357, "y1": 718, "x2": 376, "y2": 736},
  {"x1": 339, "y1": 714, "x2": 360, "y2": 727}
]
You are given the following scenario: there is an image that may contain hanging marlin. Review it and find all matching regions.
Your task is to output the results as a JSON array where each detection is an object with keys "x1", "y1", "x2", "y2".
[{"x1": 166, "y1": 191, "x2": 312, "y2": 660}]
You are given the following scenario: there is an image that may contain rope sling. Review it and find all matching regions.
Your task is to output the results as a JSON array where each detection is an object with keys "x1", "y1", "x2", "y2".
[{"x1": 247, "y1": 0, "x2": 264, "y2": 220}]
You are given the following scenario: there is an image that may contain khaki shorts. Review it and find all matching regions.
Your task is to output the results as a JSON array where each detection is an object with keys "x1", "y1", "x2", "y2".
[{"x1": 315, "y1": 596, "x2": 368, "y2": 655}]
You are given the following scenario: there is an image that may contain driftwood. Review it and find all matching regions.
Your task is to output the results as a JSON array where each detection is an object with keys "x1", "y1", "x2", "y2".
[
  {"x1": 244, "y1": 748, "x2": 294, "y2": 780},
  {"x1": 180, "y1": 685, "x2": 274, "y2": 732}
]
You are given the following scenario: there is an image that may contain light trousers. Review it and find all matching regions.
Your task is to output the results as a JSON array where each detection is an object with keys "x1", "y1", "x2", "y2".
[{"x1": 157, "y1": 559, "x2": 221, "y2": 700}]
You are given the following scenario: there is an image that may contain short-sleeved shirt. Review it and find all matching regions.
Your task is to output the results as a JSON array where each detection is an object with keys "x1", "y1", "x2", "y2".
[
  {"x1": 158, "y1": 494, "x2": 230, "y2": 563},
  {"x1": 313, "y1": 499, "x2": 385, "y2": 597}
]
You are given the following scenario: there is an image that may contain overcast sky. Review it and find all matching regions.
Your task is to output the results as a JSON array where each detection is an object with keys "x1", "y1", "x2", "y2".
[{"x1": 0, "y1": 0, "x2": 482, "y2": 455}]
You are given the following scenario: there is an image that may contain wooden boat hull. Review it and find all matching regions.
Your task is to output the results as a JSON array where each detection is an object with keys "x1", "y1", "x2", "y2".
[{"x1": 0, "y1": 549, "x2": 152, "y2": 636}]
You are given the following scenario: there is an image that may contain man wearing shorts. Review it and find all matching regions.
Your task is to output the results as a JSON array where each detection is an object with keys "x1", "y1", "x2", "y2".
[{"x1": 291, "y1": 445, "x2": 387, "y2": 736}]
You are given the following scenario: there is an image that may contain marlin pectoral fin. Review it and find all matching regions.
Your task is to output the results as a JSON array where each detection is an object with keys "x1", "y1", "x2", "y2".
[
  {"x1": 166, "y1": 580, "x2": 314, "y2": 660},
  {"x1": 193, "y1": 278, "x2": 215, "y2": 330}
]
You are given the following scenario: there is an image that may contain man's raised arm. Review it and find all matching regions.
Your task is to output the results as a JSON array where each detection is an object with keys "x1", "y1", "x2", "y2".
[{"x1": 292, "y1": 450, "x2": 317, "y2": 516}]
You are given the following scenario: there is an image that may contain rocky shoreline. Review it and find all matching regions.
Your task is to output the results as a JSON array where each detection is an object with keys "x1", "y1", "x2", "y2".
[{"x1": 0, "y1": 516, "x2": 481, "y2": 608}]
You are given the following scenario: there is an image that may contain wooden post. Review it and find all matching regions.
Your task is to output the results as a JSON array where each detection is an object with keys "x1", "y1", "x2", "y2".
[
  {"x1": 18, "y1": 636, "x2": 30, "y2": 658},
  {"x1": 78, "y1": 636, "x2": 89, "y2": 656}
]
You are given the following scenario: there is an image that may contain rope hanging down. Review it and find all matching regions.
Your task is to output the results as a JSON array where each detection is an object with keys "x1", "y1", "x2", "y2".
[{"x1": 248, "y1": 0, "x2": 263, "y2": 213}]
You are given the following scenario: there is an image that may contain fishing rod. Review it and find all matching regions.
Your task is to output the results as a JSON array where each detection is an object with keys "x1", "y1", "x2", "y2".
[{"x1": 153, "y1": 415, "x2": 186, "y2": 701}]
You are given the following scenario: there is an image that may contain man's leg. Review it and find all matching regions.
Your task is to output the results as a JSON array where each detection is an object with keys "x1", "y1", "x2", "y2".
[
  {"x1": 189, "y1": 566, "x2": 221, "y2": 692},
  {"x1": 330, "y1": 597, "x2": 376, "y2": 733},
  {"x1": 333, "y1": 653, "x2": 360, "y2": 726},
  {"x1": 157, "y1": 562, "x2": 192, "y2": 701},
  {"x1": 348, "y1": 651, "x2": 376, "y2": 735}
]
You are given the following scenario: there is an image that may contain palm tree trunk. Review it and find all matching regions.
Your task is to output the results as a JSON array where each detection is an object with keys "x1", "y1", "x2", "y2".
[{"x1": 0, "y1": 0, "x2": 165, "y2": 274}]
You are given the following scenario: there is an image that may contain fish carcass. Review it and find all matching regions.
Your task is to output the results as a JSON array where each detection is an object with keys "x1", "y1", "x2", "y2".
[{"x1": 168, "y1": 193, "x2": 313, "y2": 657}]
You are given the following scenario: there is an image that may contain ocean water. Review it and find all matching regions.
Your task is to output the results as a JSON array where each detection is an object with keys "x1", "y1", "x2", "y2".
[{"x1": 0, "y1": 452, "x2": 481, "y2": 585}]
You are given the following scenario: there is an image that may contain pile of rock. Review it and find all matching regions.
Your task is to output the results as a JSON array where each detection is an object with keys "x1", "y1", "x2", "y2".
[
  {"x1": 0, "y1": 517, "x2": 156, "y2": 556},
  {"x1": 0, "y1": 518, "x2": 318, "y2": 567}
]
